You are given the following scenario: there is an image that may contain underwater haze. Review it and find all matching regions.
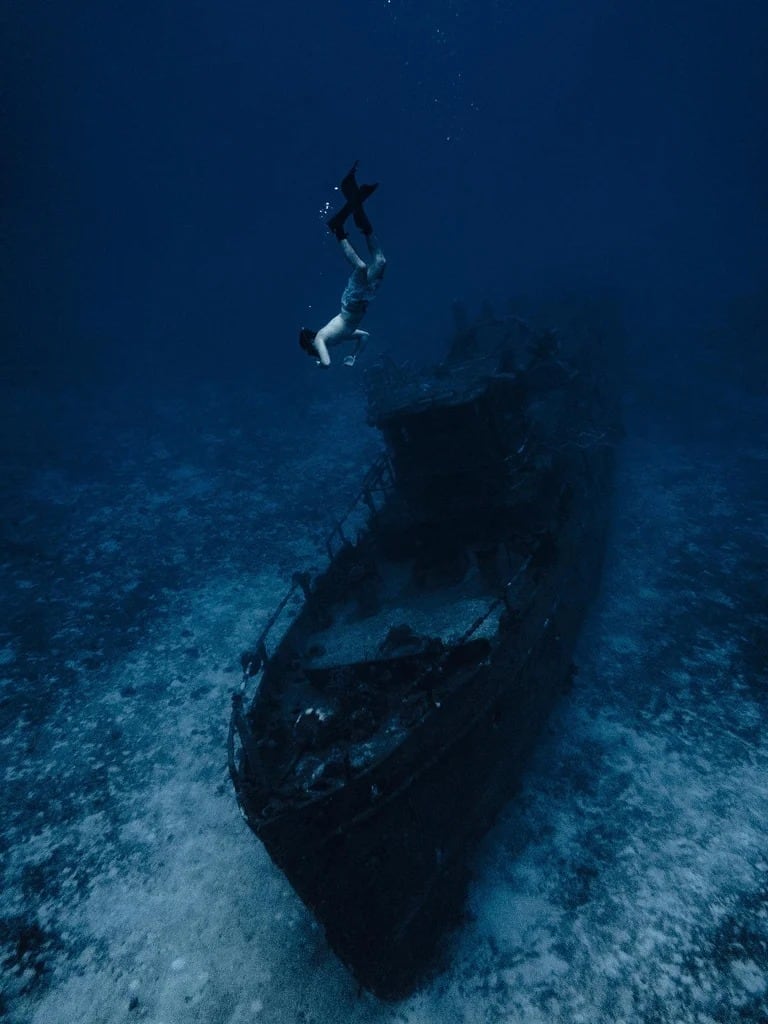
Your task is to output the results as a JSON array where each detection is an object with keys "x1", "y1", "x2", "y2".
[{"x1": 2, "y1": 1, "x2": 767, "y2": 1022}]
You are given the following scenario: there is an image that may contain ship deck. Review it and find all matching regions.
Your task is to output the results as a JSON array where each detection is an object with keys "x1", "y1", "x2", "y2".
[{"x1": 298, "y1": 552, "x2": 516, "y2": 670}]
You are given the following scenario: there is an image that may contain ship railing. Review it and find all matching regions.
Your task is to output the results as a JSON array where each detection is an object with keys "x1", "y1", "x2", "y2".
[
  {"x1": 229, "y1": 571, "x2": 312, "y2": 798},
  {"x1": 325, "y1": 454, "x2": 394, "y2": 560},
  {"x1": 229, "y1": 464, "x2": 529, "y2": 785},
  {"x1": 452, "y1": 551, "x2": 532, "y2": 645},
  {"x1": 229, "y1": 544, "x2": 532, "y2": 801},
  {"x1": 228, "y1": 452, "x2": 394, "y2": 801},
  {"x1": 237, "y1": 451, "x2": 393, "y2": 693}
]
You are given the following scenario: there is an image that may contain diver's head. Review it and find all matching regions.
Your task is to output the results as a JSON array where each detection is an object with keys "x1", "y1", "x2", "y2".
[{"x1": 299, "y1": 327, "x2": 317, "y2": 356}]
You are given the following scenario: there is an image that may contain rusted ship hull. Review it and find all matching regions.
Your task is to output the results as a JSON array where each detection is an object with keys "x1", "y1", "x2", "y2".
[{"x1": 229, "y1": 314, "x2": 618, "y2": 997}]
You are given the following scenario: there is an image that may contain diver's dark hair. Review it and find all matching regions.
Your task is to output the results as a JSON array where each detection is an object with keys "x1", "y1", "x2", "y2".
[{"x1": 299, "y1": 327, "x2": 317, "y2": 356}]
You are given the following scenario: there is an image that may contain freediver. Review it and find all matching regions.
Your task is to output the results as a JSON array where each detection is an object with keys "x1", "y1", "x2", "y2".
[{"x1": 299, "y1": 162, "x2": 387, "y2": 368}]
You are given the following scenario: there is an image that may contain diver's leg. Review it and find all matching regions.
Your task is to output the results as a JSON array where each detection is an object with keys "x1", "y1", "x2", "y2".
[
  {"x1": 340, "y1": 238, "x2": 367, "y2": 271},
  {"x1": 365, "y1": 233, "x2": 387, "y2": 283},
  {"x1": 365, "y1": 233, "x2": 384, "y2": 260}
]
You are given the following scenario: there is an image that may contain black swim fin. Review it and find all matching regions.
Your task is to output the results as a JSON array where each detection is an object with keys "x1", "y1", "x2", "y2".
[
  {"x1": 327, "y1": 163, "x2": 378, "y2": 238},
  {"x1": 327, "y1": 208, "x2": 350, "y2": 240},
  {"x1": 353, "y1": 195, "x2": 374, "y2": 236},
  {"x1": 341, "y1": 165, "x2": 378, "y2": 209},
  {"x1": 340, "y1": 160, "x2": 361, "y2": 201}
]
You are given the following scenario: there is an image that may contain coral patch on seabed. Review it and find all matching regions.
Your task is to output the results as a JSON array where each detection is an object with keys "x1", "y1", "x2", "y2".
[{"x1": 1, "y1": 381, "x2": 766, "y2": 1023}]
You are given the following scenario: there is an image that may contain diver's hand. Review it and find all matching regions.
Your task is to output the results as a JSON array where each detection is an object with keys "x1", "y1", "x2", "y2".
[{"x1": 343, "y1": 355, "x2": 356, "y2": 367}]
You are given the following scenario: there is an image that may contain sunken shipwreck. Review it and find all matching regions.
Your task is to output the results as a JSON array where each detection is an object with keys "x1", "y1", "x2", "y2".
[{"x1": 228, "y1": 309, "x2": 620, "y2": 998}]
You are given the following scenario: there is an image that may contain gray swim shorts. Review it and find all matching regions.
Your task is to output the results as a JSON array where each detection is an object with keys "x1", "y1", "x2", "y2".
[{"x1": 341, "y1": 268, "x2": 375, "y2": 320}]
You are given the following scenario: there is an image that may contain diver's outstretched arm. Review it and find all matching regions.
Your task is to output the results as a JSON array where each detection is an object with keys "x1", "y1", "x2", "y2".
[{"x1": 344, "y1": 330, "x2": 369, "y2": 367}]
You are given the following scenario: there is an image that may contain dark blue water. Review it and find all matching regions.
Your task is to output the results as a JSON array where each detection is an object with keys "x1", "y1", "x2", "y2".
[{"x1": 2, "y1": 2, "x2": 767, "y2": 1021}]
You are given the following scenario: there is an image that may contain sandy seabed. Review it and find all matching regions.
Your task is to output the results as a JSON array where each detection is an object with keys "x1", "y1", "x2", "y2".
[{"x1": 1, "y1": 379, "x2": 766, "y2": 1024}]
